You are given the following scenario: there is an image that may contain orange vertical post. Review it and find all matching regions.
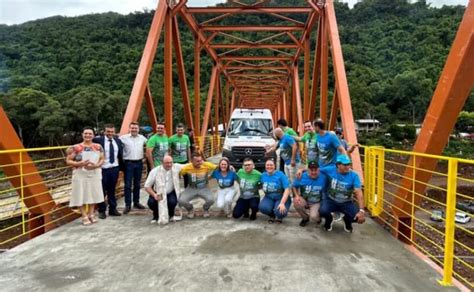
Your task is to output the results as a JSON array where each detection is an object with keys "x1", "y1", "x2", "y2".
[
  {"x1": 194, "y1": 41, "x2": 201, "y2": 133},
  {"x1": 328, "y1": 87, "x2": 339, "y2": 130},
  {"x1": 310, "y1": 18, "x2": 322, "y2": 121},
  {"x1": 164, "y1": 9, "x2": 173, "y2": 136},
  {"x1": 320, "y1": 11, "x2": 328, "y2": 124},
  {"x1": 303, "y1": 35, "x2": 311, "y2": 120},
  {"x1": 293, "y1": 66, "x2": 304, "y2": 135}
]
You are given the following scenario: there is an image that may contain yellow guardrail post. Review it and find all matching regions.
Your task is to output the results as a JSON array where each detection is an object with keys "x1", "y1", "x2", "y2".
[
  {"x1": 364, "y1": 147, "x2": 371, "y2": 209},
  {"x1": 372, "y1": 147, "x2": 385, "y2": 216},
  {"x1": 19, "y1": 152, "x2": 26, "y2": 234},
  {"x1": 410, "y1": 155, "x2": 416, "y2": 242},
  {"x1": 438, "y1": 158, "x2": 457, "y2": 286}
]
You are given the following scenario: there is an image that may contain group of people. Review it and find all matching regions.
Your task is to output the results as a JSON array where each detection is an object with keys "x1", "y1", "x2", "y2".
[{"x1": 66, "y1": 118, "x2": 365, "y2": 233}]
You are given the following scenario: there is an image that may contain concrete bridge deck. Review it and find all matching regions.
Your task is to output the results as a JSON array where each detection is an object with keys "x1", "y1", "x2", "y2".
[{"x1": 0, "y1": 206, "x2": 458, "y2": 291}]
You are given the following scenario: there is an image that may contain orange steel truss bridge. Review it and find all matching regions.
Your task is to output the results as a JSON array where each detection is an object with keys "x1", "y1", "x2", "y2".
[{"x1": 0, "y1": 0, "x2": 473, "y2": 248}]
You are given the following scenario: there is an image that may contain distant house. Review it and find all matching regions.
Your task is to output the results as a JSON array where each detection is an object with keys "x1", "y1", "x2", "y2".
[{"x1": 355, "y1": 119, "x2": 381, "y2": 132}]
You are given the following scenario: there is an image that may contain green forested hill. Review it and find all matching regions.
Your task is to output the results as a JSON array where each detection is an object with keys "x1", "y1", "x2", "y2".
[{"x1": 0, "y1": 0, "x2": 471, "y2": 146}]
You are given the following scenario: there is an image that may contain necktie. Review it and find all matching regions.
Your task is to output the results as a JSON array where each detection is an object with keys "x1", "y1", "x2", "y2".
[{"x1": 109, "y1": 139, "x2": 115, "y2": 164}]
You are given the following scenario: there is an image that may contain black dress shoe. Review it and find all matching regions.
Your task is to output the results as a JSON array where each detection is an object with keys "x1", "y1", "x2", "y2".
[
  {"x1": 98, "y1": 212, "x2": 107, "y2": 219},
  {"x1": 134, "y1": 203, "x2": 146, "y2": 209},
  {"x1": 123, "y1": 206, "x2": 131, "y2": 214},
  {"x1": 109, "y1": 209, "x2": 122, "y2": 216},
  {"x1": 299, "y1": 218, "x2": 309, "y2": 227}
]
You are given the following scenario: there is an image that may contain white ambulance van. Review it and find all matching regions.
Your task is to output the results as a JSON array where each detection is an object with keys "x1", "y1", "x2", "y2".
[{"x1": 222, "y1": 108, "x2": 276, "y2": 169}]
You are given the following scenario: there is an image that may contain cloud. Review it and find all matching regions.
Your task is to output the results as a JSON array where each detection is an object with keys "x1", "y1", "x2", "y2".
[
  {"x1": 0, "y1": 0, "x2": 468, "y2": 25},
  {"x1": 0, "y1": 0, "x2": 225, "y2": 25}
]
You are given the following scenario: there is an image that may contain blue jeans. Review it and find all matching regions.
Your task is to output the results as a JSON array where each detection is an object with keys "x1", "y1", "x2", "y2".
[
  {"x1": 232, "y1": 197, "x2": 260, "y2": 219},
  {"x1": 147, "y1": 190, "x2": 178, "y2": 220},
  {"x1": 319, "y1": 198, "x2": 359, "y2": 222},
  {"x1": 259, "y1": 193, "x2": 292, "y2": 219},
  {"x1": 98, "y1": 166, "x2": 120, "y2": 213},
  {"x1": 124, "y1": 161, "x2": 143, "y2": 207}
]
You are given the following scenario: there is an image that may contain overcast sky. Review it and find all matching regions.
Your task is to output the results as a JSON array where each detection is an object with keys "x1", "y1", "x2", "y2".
[{"x1": 0, "y1": 0, "x2": 468, "y2": 25}]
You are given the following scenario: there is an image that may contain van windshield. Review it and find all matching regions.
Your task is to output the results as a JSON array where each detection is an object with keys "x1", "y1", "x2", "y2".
[{"x1": 228, "y1": 119, "x2": 272, "y2": 137}]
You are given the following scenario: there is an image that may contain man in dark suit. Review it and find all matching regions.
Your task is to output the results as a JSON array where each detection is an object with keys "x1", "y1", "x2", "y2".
[{"x1": 93, "y1": 124, "x2": 124, "y2": 219}]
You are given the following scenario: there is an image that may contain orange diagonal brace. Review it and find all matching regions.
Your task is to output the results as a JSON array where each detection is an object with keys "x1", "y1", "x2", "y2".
[
  {"x1": 120, "y1": 0, "x2": 168, "y2": 134},
  {"x1": 200, "y1": 66, "x2": 219, "y2": 150},
  {"x1": 144, "y1": 83, "x2": 158, "y2": 131},
  {"x1": 0, "y1": 107, "x2": 56, "y2": 237},
  {"x1": 325, "y1": 0, "x2": 362, "y2": 178},
  {"x1": 393, "y1": 1, "x2": 474, "y2": 241},
  {"x1": 173, "y1": 16, "x2": 194, "y2": 131},
  {"x1": 293, "y1": 66, "x2": 304, "y2": 135}
]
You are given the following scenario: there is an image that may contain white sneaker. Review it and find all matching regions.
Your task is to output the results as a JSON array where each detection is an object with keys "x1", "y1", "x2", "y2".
[
  {"x1": 186, "y1": 210, "x2": 194, "y2": 219},
  {"x1": 203, "y1": 211, "x2": 210, "y2": 218},
  {"x1": 150, "y1": 219, "x2": 158, "y2": 224}
]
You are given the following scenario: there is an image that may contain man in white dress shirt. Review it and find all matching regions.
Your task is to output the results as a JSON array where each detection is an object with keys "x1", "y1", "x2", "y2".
[
  {"x1": 145, "y1": 155, "x2": 183, "y2": 224},
  {"x1": 119, "y1": 122, "x2": 148, "y2": 214}
]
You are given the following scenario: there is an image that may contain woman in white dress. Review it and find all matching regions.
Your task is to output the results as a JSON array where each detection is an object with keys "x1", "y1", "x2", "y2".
[{"x1": 66, "y1": 127, "x2": 105, "y2": 225}]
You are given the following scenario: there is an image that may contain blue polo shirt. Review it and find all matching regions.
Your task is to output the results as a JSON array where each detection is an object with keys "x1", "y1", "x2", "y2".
[
  {"x1": 292, "y1": 172, "x2": 328, "y2": 203},
  {"x1": 279, "y1": 134, "x2": 300, "y2": 165},
  {"x1": 316, "y1": 132, "x2": 341, "y2": 167},
  {"x1": 320, "y1": 165, "x2": 361, "y2": 203},
  {"x1": 211, "y1": 170, "x2": 239, "y2": 188},
  {"x1": 261, "y1": 170, "x2": 290, "y2": 196}
]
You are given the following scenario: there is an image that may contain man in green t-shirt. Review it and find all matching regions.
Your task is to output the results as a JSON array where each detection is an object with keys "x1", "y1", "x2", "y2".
[
  {"x1": 233, "y1": 158, "x2": 262, "y2": 220},
  {"x1": 146, "y1": 121, "x2": 169, "y2": 167},
  {"x1": 169, "y1": 123, "x2": 191, "y2": 187},
  {"x1": 295, "y1": 120, "x2": 318, "y2": 164}
]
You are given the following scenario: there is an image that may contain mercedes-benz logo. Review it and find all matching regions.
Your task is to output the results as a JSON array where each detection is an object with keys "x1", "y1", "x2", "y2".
[{"x1": 245, "y1": 148, "x2": 252, "y2": 155}]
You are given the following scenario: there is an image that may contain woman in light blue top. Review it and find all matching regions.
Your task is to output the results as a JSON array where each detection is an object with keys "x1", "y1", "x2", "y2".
[
  {"x1": 211, "y1": 157, "x2": 239, "y2": 217},
  {"x1": 258, "y1": 158, "x2": 292, "y2": 223}
]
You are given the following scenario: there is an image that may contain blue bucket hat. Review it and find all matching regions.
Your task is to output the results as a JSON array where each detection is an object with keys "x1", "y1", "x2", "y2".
[{"x1": 336, "y1": 155, "x2": 351, "y2": 165}]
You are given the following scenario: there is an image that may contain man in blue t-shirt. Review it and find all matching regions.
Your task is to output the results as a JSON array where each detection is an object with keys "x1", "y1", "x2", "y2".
[
  {"x1": 266, "y1": 128, "x2": 300, "y2": 184},
  {"x1": 292, "y1": 161, "x2": 327, "y2": 227},
  {"x1": 319, "y1": 155, "x2": 365, "y2": 233},
  {"x1": 313, "y1": 119, "x2": 346, "y2": 167}
]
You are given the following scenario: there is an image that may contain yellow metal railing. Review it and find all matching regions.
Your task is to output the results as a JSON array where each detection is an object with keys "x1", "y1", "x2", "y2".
[
  {"x1": 194, "y1": 135, "x2": 223, "y2": 158},
  {"x1": 362, "y1": 145, "x2": 474, "y2": 289}
]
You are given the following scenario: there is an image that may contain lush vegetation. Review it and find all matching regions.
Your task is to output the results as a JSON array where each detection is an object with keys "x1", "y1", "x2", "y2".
[{"x1": 0, "y1": 0, "x2": 472, "y2": 147}]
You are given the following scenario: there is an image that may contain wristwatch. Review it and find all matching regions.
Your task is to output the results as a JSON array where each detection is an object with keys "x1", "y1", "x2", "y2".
[{"x1": 359, "y1": 209, "x2": 365, "y2": 213}]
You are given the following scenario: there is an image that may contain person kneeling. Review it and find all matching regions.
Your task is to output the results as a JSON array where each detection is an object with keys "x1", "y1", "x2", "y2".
[
  {"x1": 319, "y1": 155, "x2": 365, "y2": 233},
  {"x1": 145, "y1": 155, "x2": 182, "y2": 224},
  {"x1": 292, "y1": 161, "x2": 327, "y2": 227}
]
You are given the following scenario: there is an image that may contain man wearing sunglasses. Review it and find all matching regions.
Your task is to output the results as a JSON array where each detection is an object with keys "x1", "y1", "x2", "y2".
[{"x1": 318, "y1": 155, "x2": 365, "y2": 233}]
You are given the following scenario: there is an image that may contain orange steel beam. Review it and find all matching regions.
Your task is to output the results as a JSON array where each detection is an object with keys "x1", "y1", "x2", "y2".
[
  {"x1": 304, "y1": 34, "x2": 311, "y2": 120},
  {"x1": 320, "y1": 10, "x2": 328, "y2": 124},
  {"x1": 230, "y1": 90, "x2": 236, "y2": 115},
  {"x1": 220, "y1": 56, "x2": 292, "y2": 61},
  {"x1": 393, "y1": 1, "x2": 474, "y2": 241},
  {"x1": 120, "y1": 0, "x2": 167, "y2": 134},
  {"x1": 200, "y1": 66, "x2": 218, "y2": 150},
  {"x1": 214, "y1": 74, "x2": 220, "y2": 137},
  {"x1": 172, "y1": 16, "x2": 194, "y2": 131},
  {"x1": 224, "y1": 66, "x2": 289, "y2": 70},
  {"x1": 201, "y1": 26, "x2": 304, "y2": 32},
  {"x1": 293, "y1": 66, "x2": 304, "y2": 135},
  {"x1": 0, "y1": 107, "x2": 56, "y2": 238},
  {"x1": 328, "y1": 87, "x2": 339, "y2": 130},
  {"x1": 326, "y1": 0, "x2": 362, "y2": 177},
  {"x1": 144, "y1": 84, "x2": 158, "y2": 132},
  {"x1": 164, "y1": 9, "x2": 173, "y2": 135},
  {"x1": 211, "y1": 44, "x2": 299, "y2": 49},
  {"x1": 194, "y1": 41, "x2": 201, "y2": 132},
  {"x1": 309, "y1": 17, "x2": 322, "y2": 121},
  {"x1": 187, "y1": 7, "x2": 313, "y2": 14}
]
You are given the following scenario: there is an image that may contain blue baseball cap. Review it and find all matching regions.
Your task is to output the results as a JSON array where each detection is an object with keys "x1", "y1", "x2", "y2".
[{"x1": 336, "y1": 155, "x2": 351, "y2": 165}]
